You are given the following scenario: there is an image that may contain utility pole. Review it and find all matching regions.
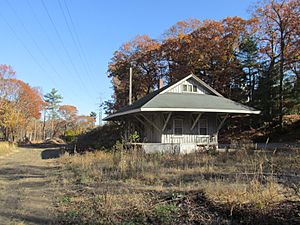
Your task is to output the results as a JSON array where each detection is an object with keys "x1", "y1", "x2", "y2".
[
  {"x1": 129, "y1": 67, "x2": 132, "y2": 105},
  {"x1": 98, "y1": 96, "x2": 103, "y2": 126}
]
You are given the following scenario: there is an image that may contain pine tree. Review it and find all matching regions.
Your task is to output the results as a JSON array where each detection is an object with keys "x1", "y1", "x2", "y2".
[
  {"x1": 44, "y1": 88, "x2": 63, "y2": 119},
  {"x1": 238, "y1": 36, "x2": 259, "y2": 104},
  {"x1": 44, "y1": 88, "x2": 63, "y2": 138}
]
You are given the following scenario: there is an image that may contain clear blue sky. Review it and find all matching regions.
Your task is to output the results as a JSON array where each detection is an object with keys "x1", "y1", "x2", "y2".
[{"x1": 0, "y1": 0, "x2": 254, "y2": 121}]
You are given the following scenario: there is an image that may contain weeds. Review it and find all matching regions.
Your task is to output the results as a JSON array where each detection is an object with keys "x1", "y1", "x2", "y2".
[
  {"x1": 57, "y1": 148, "x2": 300, "y2": 224},
  {"x1": 0, "y1": 141, "x2": 15, "y2": 156}
]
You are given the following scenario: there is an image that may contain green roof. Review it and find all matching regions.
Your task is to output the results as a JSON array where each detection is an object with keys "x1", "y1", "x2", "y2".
[
  {"x1": 104, "y1": 92, "x2": 260, "y2": 120},
  {"x1": 104, "y1": 74, "x2": 260, "y2": 120},
  {"x1": 144, "y1": 93, "x2": 258, "y2": 111}
]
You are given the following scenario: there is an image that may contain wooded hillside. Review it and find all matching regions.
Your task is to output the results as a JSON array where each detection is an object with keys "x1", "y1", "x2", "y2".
[{"x1": 106, "y1": 0, "x2": 300, "y2": 127}]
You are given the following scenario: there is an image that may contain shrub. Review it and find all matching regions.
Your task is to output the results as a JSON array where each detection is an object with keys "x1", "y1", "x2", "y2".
[
  {"x1": 76, "y1": 123, "x2": 122, "y2": 151},
  {"x1": 154, "y1": 203, "x2": 179, "y2": 224}
]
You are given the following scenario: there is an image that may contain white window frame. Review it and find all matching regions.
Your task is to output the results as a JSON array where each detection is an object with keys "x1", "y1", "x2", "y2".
[
  {"x1": 182, "y1": 84, "x2": 197, "y2": 93},
  {"x1": 173, "y1": 119, "x2": 183, "y2": 136},
  {"x1": 198, "y1": 119, "x2": 208, "y2": 135}
]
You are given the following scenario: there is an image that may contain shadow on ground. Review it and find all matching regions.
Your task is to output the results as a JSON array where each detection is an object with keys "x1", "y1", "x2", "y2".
[
  {"x1": 41, "y1": 148, "x2": 64, "y2": 160},
  {"x1": 0, "y1": 164, "x2": 59, "y2": 182},
  {"x1": 18, "y1": 143, "x2": 66, "y2": 149},
  {"x1": 0, "y1": 211, "x2": 52, "y2": 225}
]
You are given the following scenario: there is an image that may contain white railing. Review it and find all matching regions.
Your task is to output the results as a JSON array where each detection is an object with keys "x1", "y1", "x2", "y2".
[
  {"x1": 196, "y1": 135, "x2": 217, "y2": 144},
  {"x1": 164, "y1": 134, "x2": 217, "y2": 145}
]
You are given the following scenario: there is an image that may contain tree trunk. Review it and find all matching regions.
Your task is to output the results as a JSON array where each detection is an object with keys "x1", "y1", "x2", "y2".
[
  {"x1": 279, "y1": 36, "x2": 285, "y2": 127},
  {"x1": 42, "y1": 110, "x2": 46, "y2": 140}
]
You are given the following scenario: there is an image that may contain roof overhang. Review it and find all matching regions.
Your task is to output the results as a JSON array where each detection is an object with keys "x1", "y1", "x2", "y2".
[{"x1": 103, "y1": 108, "x2": 261, "y2": 120}]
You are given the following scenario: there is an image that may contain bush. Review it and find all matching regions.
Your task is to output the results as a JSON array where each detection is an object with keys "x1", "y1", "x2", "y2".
[
  {"x1": 64, "y1": 129, "x2": 80, "y2": 143},
  {"x1": 154, "y1": 203, "x2": 179, "y2": 224},
  {"x1": 75, "y1": 122, "x2": 122, "y2": 152}
]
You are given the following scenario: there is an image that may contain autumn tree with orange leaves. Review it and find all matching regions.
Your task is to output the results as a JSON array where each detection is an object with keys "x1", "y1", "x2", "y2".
[
  {"x1": 107, "y1": 35, "x2": 162, "y2": 113},
  {"x1": 0, "y1": 65, "x2": 44, "y2": 141},
  {"x1": 0, "y1": 65, "x2": 95, "y2": 142},
  {"x1": 106, "y1": 0, "x2": 300, "y2": 126},
  {"x1": 253, "y1": 0, "x2": 300, "y2": 123}
]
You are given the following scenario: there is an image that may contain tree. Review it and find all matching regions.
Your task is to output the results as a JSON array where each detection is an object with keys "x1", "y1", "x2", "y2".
[
  {"x1": 75, "y1": 115, "x2": 95, "y2": 132},
  {"x1": 106, "y1": 17, "x2": 257, "y2": 113},
  {"x1": 90, "y1": 111, "x2": 97, "y2": 121},
  {"x1": 58, "y1": 105, "x2": 78, "y2": 136},
  {"x1": 0, "y1": 64, "x2": 16, "y2": 100},
  {"x1": 105, "y1": 2, "x2": 299, "y2": 130},
  {"x1": 44, "y1": 88, "x2": 63, "y2": 119},
  {"x1": 0, "y1": 77, "x2": 44, "y2": 141},
  {"x1": 253, "y1": 0, "x2": 300, "y2": 125},
  {"x1": 59, "y1": 105, "x2": 78, "y2": 122},
  {"x1": 108, "y1": 35, "x2": 161, "y2": 112},
  {"x1": 44, "y1": 88, "x2": 63, "y2": 138},
  {"x1": 238, "y1": 36, "x2": 260, "y2": 103}
]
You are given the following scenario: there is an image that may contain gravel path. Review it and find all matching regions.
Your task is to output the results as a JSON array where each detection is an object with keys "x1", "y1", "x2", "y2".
[{"x1": 0, "y1": 147, "x2": 62, "y2": 225}]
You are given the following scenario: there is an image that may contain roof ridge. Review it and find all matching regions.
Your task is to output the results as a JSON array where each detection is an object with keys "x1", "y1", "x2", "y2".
[{"x1": 159, "y1": 73, "x2": 223, "y2": 97}]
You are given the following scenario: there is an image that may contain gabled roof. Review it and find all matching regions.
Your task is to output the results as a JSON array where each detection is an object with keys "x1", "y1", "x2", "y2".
[
  {"x1": 104, "y1": 74, "x2": 260, "y2": 120},
  {"x1": 160, "y1": 74, "x2": 223, "y2": 97}
]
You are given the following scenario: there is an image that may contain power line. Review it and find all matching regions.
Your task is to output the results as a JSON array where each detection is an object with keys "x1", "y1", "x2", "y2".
[
  {"x1": 6, "y1": 1, "x2": 70, "y2": 96},
  {"x1": 63, "y1": 0, "x2": 99, "y2": 83},
  {"x1": 58, "y1": 0, "x2": 96, "y2": 87},
  {"x1": 40, "y1": 0, "x2": 95, "y2": 100},
  {"x1": 4, "y1": 0, "x2": 79, "y2": 102},
  {"x1": 0, "y1": 9, "x2": 58, "y2": 88},
  {"x1": 25, "y1": 0, "x2": 95, "y2": 105},
  {"x1": 27, "y1": 0, "x2": 98, "y2": 106}
]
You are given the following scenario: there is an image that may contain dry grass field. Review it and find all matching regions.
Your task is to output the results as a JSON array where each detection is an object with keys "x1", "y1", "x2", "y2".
[
  {"x1": 0, "y1": 141, "x2": 16, "y2": 157},
  {"x1": 56, "y1": 146, "x2": 300, "y2": 225}
]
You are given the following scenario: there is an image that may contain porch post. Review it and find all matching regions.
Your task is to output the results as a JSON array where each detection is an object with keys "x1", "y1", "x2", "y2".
[
  {"x1": 190, "y1": 113, "x2": 203, "y2": 130},
  {"x1": 162, "y1": 112, "x2": 172, "y2": 131},
  {"x1": 140, "y1": 114, "x2": 161, "y2": 132},
  {"x1": 216, "y1": 113, "x2": 229, "y2": 134}
]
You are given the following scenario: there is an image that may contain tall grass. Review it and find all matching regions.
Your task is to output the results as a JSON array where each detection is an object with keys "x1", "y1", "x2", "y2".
[
  {"x1": 57, "y1": 148, "x2": 299, "y2": 224},
  {"x1": 0, "y1": 141, "x2": 15, "y2": 156}
]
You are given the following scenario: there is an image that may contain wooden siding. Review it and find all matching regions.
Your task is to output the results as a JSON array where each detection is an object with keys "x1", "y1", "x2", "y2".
[
  {"x1": 143, "y1": 113, "x2": 162, "y2": 143},
  {"x1": 142, "y1": 112, "x2": 218, "y2": 144},
  {"x1": 167, "y1": 78, "x2": 209, "y2": 94}
]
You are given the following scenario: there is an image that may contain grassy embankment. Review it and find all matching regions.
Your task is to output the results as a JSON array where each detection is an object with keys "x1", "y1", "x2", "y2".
[
  {"x1": 56, "y1": 147, "x2": 300, "y2": 225},
  {"x1": 0, "y1": 141, "x2": 16, "y2": 157}
]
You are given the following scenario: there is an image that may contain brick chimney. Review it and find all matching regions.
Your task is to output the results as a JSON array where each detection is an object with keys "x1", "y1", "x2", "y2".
[{"x1": 159, "y1": 79, "x2": 164, "y2": 89}]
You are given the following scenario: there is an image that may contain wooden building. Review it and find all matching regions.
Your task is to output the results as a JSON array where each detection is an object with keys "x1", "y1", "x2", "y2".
[{"x1": 104, "y1": 74, "x2": 260, "y2": 153}]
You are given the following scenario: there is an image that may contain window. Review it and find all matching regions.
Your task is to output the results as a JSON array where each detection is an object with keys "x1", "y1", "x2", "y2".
[
  {"x1": 173, "y1": 119, "x2": 183, "y2": 135},
  {"x1": 182, "y1": 84, "x2": 197, "y2": 93},
  {"x1": 193, "y1": 85, "x2": 197, "y2": 92},
  {"x1": 198, "y1": 119, "x2": 208, "y2": 135}
]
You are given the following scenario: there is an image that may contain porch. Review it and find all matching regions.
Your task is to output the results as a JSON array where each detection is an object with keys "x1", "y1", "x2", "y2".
[{"x1": 123, "y1": 112, "x2": 227, "y2": 149}]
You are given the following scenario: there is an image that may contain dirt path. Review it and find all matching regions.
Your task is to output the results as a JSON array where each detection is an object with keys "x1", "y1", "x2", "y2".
[{"x1": 0, "y1": 147, "x2": 62, "y2": 225}]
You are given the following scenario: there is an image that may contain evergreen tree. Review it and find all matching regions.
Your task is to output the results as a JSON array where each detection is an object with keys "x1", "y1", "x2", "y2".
[
  {"x1": 90, "y1": 111, "x2": 97, "y2": 120},
  {"x1": 255, "y1": 63, "x2": 279, "y2": 122},
  {"x1": 238, "y1": 36, "x2": 259, "y2": 104},
  {"x1": 44, "y1": 88, "x2": 63, "y2": 119},
  {"x1": 44, "y1": 88, "x2": 63, "y2": 138}
]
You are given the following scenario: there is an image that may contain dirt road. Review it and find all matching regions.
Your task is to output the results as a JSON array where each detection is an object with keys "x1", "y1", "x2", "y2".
[{"x1": 0, "y1": 147, "x2": 62, "y2": 225}]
